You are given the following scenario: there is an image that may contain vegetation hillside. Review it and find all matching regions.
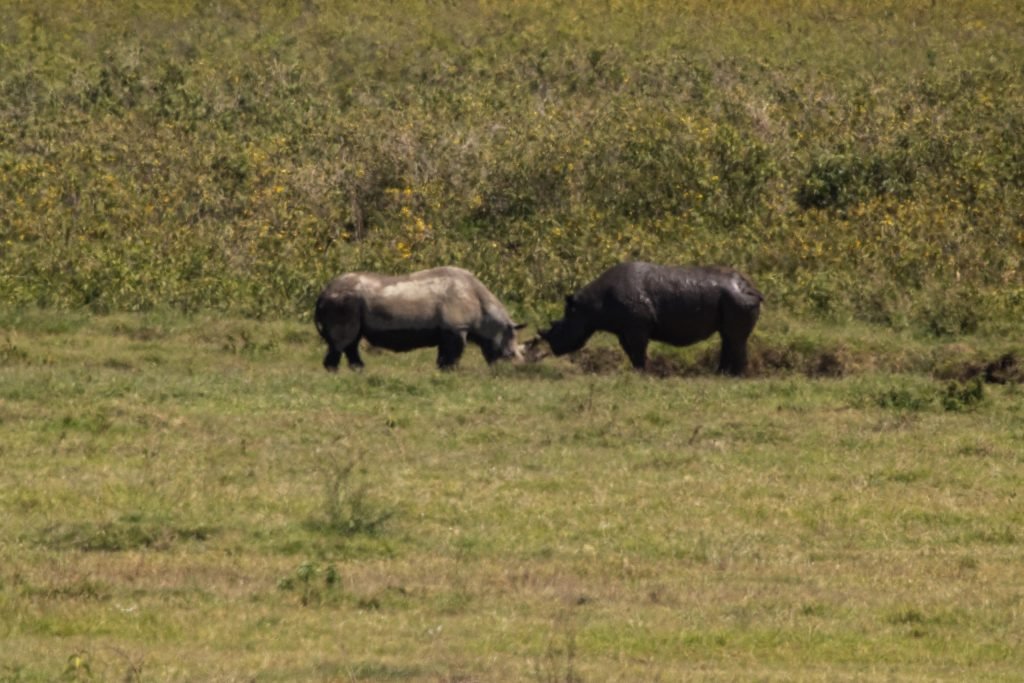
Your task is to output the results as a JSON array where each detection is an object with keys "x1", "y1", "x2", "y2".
[{"x1": 2, "y1": 1, "x2": 1022, "y2": 332}]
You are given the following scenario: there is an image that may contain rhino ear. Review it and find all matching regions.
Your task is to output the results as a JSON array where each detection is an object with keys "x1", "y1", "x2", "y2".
[{"x1": 564, "y1": 294, "x2": 574, "y2": 306}]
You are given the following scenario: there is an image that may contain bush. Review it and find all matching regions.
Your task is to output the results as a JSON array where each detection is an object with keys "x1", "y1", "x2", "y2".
[
  {"x1": 1, "y1": 1, "x2": 1022, "y2": 332},
  {"x1": 942, "y1": 377, "x2": 986, "y2": 412}
]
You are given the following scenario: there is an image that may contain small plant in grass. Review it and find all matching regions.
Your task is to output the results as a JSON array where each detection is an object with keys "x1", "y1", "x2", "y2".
[
  {"x1": 277, "y1": 561, "x2": 341, "y2": 607},
  {"x1": 220, "y1": 330, "x2": 278, "y2": 356},
  {"x1": 1, "y1": 664, "x2": 27, "y2": 682},
  {"x1": 942, "y1": 377, "x2": 985, "y2": 412},
  {"x1": 109, "y1": 648, "x2": 144, "y2": 683},
  {"x1": 875, "y1": 386, "x2": 934, "y2": 412},
  {"x1": 872, "y1": 376, "x2": 986, "y2": 413},
  {"x1": 309, "y1": 455, "x2": 392, "y2": 537},
  {"x1": 532, "y1": 618, "x2": 584, "y2": 683},
  {"x1": 1, "y1": 335, "x2": 29, "y2": 365},
  {"x1": 61, "y1": 652, "x2": 92, "y2": 682}
]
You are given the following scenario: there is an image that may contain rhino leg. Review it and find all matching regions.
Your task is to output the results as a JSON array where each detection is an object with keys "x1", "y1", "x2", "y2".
[
  {"x1": 718, "y1": 300, "x2": 759, "y2": 376},
  {"x1": 317, "y1": 293, "x2": 364, "y2": 371},
  {"x1": 343, "y1": 342, "x2": 364, "y2": 371},
  {"x1": 718, "y1": 335, "x2": 749, "y2": 376},
  {"x1": 437, "y1": 330, "x2": 466, "y2": 370},
  {"x1": 323, "y1": 320, "x2": 363, "y2": 371},
  {"x1": 323, "y1": 348, "x2": 342, "y2": 372},
  {"x1": 616, "y1": 330, "x2": 650, "y2": 370}
]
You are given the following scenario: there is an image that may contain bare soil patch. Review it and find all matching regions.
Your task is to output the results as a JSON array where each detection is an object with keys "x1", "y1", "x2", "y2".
[
  {"x1": 564, "y1": 345, "x2": 1021, "y2": 383},
  {"x1": 938, "y1": 352, "x2": 1022, "y2": 384}
]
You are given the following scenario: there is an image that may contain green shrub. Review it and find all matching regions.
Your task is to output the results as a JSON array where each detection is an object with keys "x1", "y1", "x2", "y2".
[
  {"x1": 942, "y1": 377, "x2": 986, "y2": 412},
  {"x1": 876, "y1": 387, "x2": 933, "y2": 412},
  {"x1": 1, "y1": 1, "x2": 1021, "y2": 331}
]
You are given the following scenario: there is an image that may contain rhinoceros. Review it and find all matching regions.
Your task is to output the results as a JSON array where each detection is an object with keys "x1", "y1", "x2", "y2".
[
  {"x1": 314, "y1": 267, "x2": 525, "y2": 370},
  {"x1": 539, "y1": 261, "x2": 762, "y2": 375}
]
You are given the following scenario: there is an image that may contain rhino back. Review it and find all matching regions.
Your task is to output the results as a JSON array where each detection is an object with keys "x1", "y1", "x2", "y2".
[
  {"x1": 576, "y1": 262, "x2": 670, "y2": 318},
  {"x1": 644, "y1": 264, "x2": 732, "y2": 305},
  {"x1": 361, "y1": 268, "x2": 484, "y2": 332},
  {"x1": 321, "y1": 267, "x2": 510, "y2": 335},
  {"x1": 577, "y1": 262, "x2": 758, "y2": 338}
]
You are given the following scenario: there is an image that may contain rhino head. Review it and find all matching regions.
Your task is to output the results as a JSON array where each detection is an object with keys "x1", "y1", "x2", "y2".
[
  {"x1": 538, "y1": 295, "x2": 594, "y2": 356},
  {"x1": 474, "y1": 321, "x2": 527, "y2": 364}
]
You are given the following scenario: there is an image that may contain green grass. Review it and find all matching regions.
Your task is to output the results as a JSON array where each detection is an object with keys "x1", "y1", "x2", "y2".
[{"x1": 1, "y1": 312, "x2": 1022, "y2": 681}]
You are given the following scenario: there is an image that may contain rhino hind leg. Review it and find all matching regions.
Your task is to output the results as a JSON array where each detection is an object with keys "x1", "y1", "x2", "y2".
[
  {"x1": 718, "y1": 295, "x2": 760, "y2": 376},
  {"x1": 323, "y1": 340, "x2": 363, "y2": 372},
  {"x1": 343, "y1": 341, "x2": 364, "y2": 370},
  {"x1": 718, "y1": 313, "x2": 757, "y2": 375},
  {"x1": 718, "y1": 334, "x2": 749, "y2": 376},
  {"x1": 437, "y1": 330, "x2": 466, "y2": 370},
  {"x1": 322, "y1": 322, "x2": 362, "y2": 371},
  {"x1": 323, "y1": 348, "x2": 342, "y2": 372},
  {"x1": 317, "y1": 293, "x2": 364, "y2": 371}
]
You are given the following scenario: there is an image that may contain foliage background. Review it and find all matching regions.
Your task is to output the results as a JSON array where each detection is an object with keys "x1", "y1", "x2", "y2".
[{"x1": 1, "y1": 0, "x2": 1022, "y2": 331}]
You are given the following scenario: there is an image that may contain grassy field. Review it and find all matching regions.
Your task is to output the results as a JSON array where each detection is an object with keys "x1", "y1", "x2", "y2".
[{"x1": 1, "y1": 311, "x2": 1022, "y2": 681}]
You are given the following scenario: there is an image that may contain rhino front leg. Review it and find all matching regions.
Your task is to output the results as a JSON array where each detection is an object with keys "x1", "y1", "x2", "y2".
[
  {"x1": 437, "y1": 330, "x2": 466, "y2": 370},
  {"x1": 617, "y1": 330, "x2": 650, "y2": 370}
]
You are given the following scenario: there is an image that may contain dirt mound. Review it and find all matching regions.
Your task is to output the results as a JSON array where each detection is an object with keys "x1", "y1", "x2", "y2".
[
  {"x1": 748, "y1": 346, "x2": 847, "y2": 378},
  {"x1": 568, "y1": 347, "x2": 715, "y2": 376},
  {"x1": 985, "y1": 353, "x2": 1023, "y2": 383},
  {"x1": 943, "y1": 352, "x2": 1022, "y2": 385},
  {"x1": 562, "y1": 343, "x2": 1021, "y2": 383},
  {"x1": 569, "y1": 347, "x2": 626, "y2": 374},
  {"x1": 568, "y1": 344, "x2": 850, "y2": 379},
  {"x1": 645, "y1": 354, "x2": 696, "y2": 378}
]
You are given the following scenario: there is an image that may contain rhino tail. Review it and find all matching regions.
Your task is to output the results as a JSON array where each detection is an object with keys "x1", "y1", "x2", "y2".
[
  {"x1": 314, "y1": 292, "x2": 332, "y2": 343},
  {"x1": 315, "y1": 290, "x2": 363, "y2": 350},
  {"x1": 732, "y1": 274, "x2": 764, "y2": 308}
]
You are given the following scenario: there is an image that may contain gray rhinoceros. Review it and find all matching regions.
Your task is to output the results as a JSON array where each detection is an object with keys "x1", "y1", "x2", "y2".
[
  {"x1": 315, "y1": 267, "x2": 525, "y2": 370},
  {"x1": 539, "y1": 261, "x2": 762, "y2": 375}
]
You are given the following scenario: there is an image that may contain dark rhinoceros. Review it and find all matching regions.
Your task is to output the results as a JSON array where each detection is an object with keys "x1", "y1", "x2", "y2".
[
  {"x1": 539, "y1": 261, "x2": 762, "y2": 375},
  {"x1": 314, "y1": 266, "x2": 525, "y2": 370}
]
